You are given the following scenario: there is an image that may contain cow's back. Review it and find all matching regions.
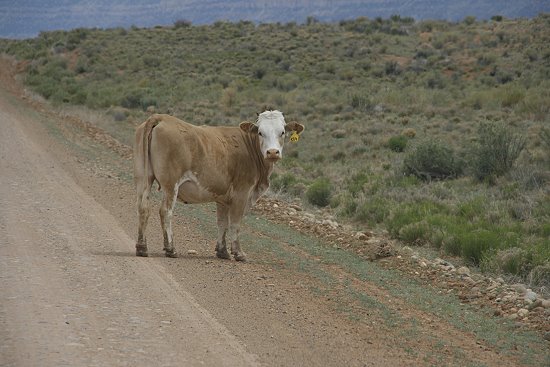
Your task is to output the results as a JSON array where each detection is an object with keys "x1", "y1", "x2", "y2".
[{"x1": 148, "y1": 115, "x2": 258, "y2": 202}]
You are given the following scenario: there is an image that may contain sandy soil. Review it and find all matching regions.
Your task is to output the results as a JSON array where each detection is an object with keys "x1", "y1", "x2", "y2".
[{"x1": 0, "y1": 56, "x2": 547, "y2": 367}]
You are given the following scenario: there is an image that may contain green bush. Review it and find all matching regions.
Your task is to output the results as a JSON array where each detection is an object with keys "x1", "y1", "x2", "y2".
[
  {"x1": 270, "y1": 173, "x2": 298, "y2": 192},
  {"x1": 345, "y1": 173, "x2": 370, "y2": 196},
  {"x1": 387, "y1": 135, "x2": 408, "y2": 152},
  {"x1": 403, "y1": 140, "x2": 463, "y2": 181},
  {"x1": 306, "y1": 178, "x2": 332, "y2": 207},
  {"x1": 470, "y1": 122, "x2": 525, "y2": 181},
  {"x1": 355, "y1": 198, "x2": 390, "y2": 224}
]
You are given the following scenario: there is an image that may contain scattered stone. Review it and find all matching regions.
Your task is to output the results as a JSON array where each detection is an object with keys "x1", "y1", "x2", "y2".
[
  {"x1": 493, "y1": 309, "x2": 502, "y2": 316},
  {"x1": 496, "y1": 277, "x2": 505, "y2": 284},
  {"x1": 524, "y1": 290, "x2": 537, "y2": 302},
  {"x1": 400, "y1": 246, "x2": 414, "y2": 256},
  {"x1": 517, "y1": 308, "x2": 529, "y2": 318},
  {"x1": 511, "y1": 283, "x2": 527, "y2": 295},
  {"x1": 355, "y1": 232, "x2": 369, "y2": 241},
  {"x1": 464, "y1": 277, "x2": 477, "y2": 286},
  {"x1": 541, "y1": 299, "x2": 550, "y2": 309},
  {"x1": 544, "y1": 332, "x2": 550, "y2": 341},
  {"x1": 187, "y1": 249, "x2": 197, "y2": 255},
  {"x1": 506, "y1": 313, "x2": 519, "y2": 320},
  {"x1": 273, "y1": 203, "x2": 279, "y2": 208},
  {"x1": 420, "y1": 261, "x2": 428, "y2": 268},
  {"x1": 456, "y1": 266, "x2": 471, "y2": 277},
  {"x1": 289, "y1": 204, "x2": 302, "y2": 211},
  {"x1": 322, "y1": 219, "x2": 338, "y2": 228}
]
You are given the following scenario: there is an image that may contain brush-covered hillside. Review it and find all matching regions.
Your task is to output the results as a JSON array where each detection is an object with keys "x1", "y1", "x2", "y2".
[{"x1": 1, "y1": 15, "x2": 549, "y2": 289}]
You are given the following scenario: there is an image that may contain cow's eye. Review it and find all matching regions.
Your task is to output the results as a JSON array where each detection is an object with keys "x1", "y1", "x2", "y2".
[
  {"x1": 281, "y1": 131, "x2": 285, "y2": 136},
  {"x1": 258, "y1": 132, "x2": 263, "y2": 136}
]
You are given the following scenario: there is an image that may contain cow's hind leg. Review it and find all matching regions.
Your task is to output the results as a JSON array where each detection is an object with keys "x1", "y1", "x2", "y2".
[
  {"x1": 215, "y1": 203, "x2": 230, "y2": 259},
  {"x1": 136, "y1": 176, "x2": 154, "y2": 257},
  {"x1": 159, "y1": 187, "x2": 179, "y2": 258}
]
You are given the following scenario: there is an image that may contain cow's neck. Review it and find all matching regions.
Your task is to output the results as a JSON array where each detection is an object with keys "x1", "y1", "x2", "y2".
[{"x1": 243, "y1": 132, "x2": 273, "y2": 196}]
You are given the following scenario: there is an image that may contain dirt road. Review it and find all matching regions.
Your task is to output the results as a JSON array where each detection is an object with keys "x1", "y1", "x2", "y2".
[{"x1": 0, "y1": 58, "x2": 547, "y2": 367}]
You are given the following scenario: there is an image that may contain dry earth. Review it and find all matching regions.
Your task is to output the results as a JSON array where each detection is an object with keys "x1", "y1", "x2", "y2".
[{"x1": 0, "y1": 56, "x2": 548, "y2": 367}]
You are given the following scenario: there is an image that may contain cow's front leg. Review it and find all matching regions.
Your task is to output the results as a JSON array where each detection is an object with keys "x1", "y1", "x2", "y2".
[
  {"x1": 215, "y1": 203, "x2": 230, "y2": 259},
  {"x1": 228, "y1": 202, "x2": 247, "y2": 261},
  {"x1": 159, "y1": 188, "x2": 178, "y2": 258}
]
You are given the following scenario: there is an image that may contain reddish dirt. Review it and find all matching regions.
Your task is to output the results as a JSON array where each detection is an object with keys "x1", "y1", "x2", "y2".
[{"x1": 0, "y1": 56, "x2": 547, "y2": 366}]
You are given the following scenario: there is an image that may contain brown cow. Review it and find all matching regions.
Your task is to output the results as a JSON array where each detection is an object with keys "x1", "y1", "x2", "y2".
[{"x1": 133, "y1": 110, "x2": 304, "y2": 261}]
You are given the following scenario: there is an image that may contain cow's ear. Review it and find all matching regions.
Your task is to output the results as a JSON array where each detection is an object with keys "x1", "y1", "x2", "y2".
[
  {"x1": 240, "y1": 121, "x2": 258, "y2": 134},
  {"x1": 285, "y1": 121, "x2": 304, "y2": 135}
]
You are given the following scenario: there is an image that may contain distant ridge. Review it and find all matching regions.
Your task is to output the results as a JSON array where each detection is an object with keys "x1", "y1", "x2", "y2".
[{"x1": 1, "y1": 0, "x2": 548, "y2": 39}]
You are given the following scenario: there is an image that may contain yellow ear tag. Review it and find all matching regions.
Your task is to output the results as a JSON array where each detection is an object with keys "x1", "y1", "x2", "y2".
[{"x1": 290, "y1": 131, "x2": 300, "y2": 142}]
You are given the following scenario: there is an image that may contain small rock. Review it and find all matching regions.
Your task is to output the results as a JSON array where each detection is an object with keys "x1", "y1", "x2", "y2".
[
  {"x1": 400, "y1": 246, "x2": 414, "y2": 256},
  {"x1": 506, "y1": 313, "x2": 518, "y2": 320},
  {"x1": 273, "y1": 203, "x2": 279, "y2": 208},
  {"x1": 187, "y1": 249, "x2": 197, "y2": 255},
  {"x1": 464, "y1": 277, "x2": 477, "y2": 286},
  {"x1": 493, "y1": 309, "x2": 502, "y2": 316},
  {"x1": 355, "y1": 232, "x2": 369, "y2": 241},
  {"x1": 511, "y1": 283, "x2": 527, "y2": 295},
  {"x1": 517, "y1": 308, "x2": 529, "y2": 318},
  {"x1": 456, "y1": 266, "x2": 471, "y2": 277},
  {"x1": 420, "y1": 261, "x2": 428, "y2": 268},
  {"x1": 496, "y1": 277, "x2": 505, "y2": 284},
  {"x1": 524, "y1": 290, "x2": 537, "y2": 302},
  {"x1": 544, "y1": 332, "x2": 550, "y2": 341},
  {"x1": 541, "y1": 299, "x2": 550, "y2": 309},
  {"x1": 289, "y1": 204, "x2": 302, "y2": 211}
]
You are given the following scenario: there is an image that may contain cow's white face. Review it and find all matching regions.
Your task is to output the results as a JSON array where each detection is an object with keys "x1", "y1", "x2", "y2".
[
  {"x1": 256, "y1": 110, "x2": 286, "y2": 161},
  {"x1": 240, "y1": 110, "x2": 304, "y2": 162}
]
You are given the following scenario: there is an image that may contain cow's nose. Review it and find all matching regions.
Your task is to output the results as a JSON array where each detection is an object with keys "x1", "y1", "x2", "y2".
[{"x1": 266, "y1": 149, "x2": 280, "y2": 159}]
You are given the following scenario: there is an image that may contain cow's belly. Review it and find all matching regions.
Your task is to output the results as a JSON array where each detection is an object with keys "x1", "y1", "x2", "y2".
[{"x1": 176, "y1": 171, "x2": 218, "y2": 204}]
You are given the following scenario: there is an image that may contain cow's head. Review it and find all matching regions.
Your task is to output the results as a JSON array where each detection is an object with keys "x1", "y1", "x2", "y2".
[{"x1": 240, "y1": 110, "x2": 304, "y2": 162}]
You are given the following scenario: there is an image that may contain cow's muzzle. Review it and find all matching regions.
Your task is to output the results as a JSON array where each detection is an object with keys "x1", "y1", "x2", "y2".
[{"x1": 266, "y1": 149, "x2": 281, "y2": 161}]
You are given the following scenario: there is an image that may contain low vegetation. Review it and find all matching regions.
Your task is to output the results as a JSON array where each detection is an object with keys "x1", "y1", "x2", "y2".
[{"x1": 1, "y1": 14, "x2": 548, "y2": 289}]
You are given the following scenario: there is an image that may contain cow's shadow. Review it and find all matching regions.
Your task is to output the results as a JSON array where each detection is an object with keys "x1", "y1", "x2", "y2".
[{"x1": 92, "y1": 250, "x2": 223, "y2": 261}]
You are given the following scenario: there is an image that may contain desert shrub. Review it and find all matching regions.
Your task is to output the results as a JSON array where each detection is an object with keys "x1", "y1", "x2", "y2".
[
  {"x1": 456, "y1": 229, "x2": 502, "y2": 264},
  {"x1": 482, "y1": 247, "x2": 532, "y2": 276},
  {"x1": 403, "y1": 139, "x2": 463, "y2": 180},
  {"x1": 470, "y1": 122, "x2": 525, "y2": 181},
  {"x1": 349, "y1": 93, "x2": 373, "y2": 111},
  {"x1": 528, "y1": 265, "x2": 550, "y2": 289},
  {"x1": 345, "y1": 173, "x2": 370, "y2": 196},
  {"x1": 497, "y1": 84, "x2": 525, "y2": 108},
  {"x1": 306, "y1": 178, "x2": 332, "y2": 207},
  {"x1": 397, "y1": 220, "x2": 431, "y2": 245},
  {"x1": 387, "y1": 135, "x2": 408, "y2": 152},
  {"x1": 270, "y1": 173, "x2": 298, "y2": 192},
  {"x1": 355, "y1": 197, "x2": 390, "y2": 224},
  {"x1": 174, "y1": 19, "x2": 192, "y2": 28}
]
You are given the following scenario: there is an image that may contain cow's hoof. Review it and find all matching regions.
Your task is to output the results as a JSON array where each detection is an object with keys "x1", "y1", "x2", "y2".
[
  {"x1": 233, "y1": 252, "x2": 247, "y2": 262},
  {"x1": 136, "y1": 245, "x2": 149, "y2": 257},
  {"x1": 164, "y1": 249, "x2": 179, "y2": 258},
  {"x1": 216, "y1": 248, "x2": 231, "y2": 260}
]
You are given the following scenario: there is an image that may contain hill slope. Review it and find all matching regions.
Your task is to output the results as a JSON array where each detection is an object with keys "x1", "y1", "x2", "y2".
[{"x1": 1, "y1": 15, "x2": 549, "y2": 291}]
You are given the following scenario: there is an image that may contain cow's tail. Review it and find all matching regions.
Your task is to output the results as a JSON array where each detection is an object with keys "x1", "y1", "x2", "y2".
[{"x1": 134, "y1": 115, "x2": 161, "y2": 196}]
